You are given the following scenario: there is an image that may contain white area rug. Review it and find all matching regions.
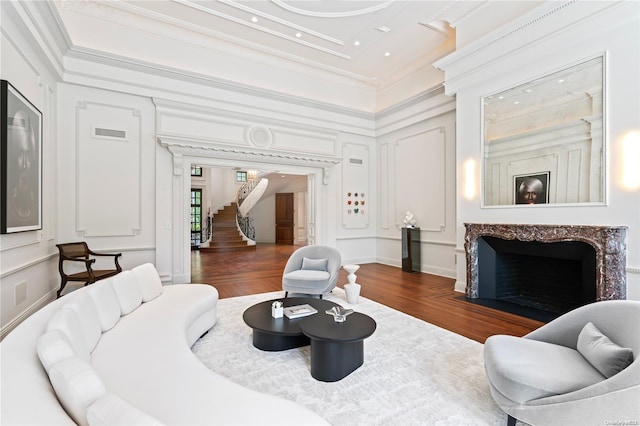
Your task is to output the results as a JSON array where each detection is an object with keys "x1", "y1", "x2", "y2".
[{"x1": 192, "y1": 288, "x2": 509, "y2": 426}]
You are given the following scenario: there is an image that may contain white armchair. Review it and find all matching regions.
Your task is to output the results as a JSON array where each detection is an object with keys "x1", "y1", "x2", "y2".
[
  {"x1": 282, "y1": 246, "x2": 341, "y2": 299},
  {"x1": 484, "y1": 300, "x2": 640, "y2": 426}
]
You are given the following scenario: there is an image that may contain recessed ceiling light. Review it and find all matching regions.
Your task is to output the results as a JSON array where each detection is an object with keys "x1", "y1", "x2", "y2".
[
  {"x1": 524, "y1": 89, "x2": 533, "y2": 93},
  {"x1": 558, "y1": 79, "x2": 565, "y2": 83},
  {"x1": 251, "y1": 16, "x2": 258, "y2": 23},
  {"x1": 498, "y1": 96, "x2": 504, "y2": 100},
  {"x1": 377, "y1": 26, "x2": 391, "y2": 33},
  {"x1": 514, "y1": 101, "x2": 520, "y2": 105},
  {"x1": 295, "y1": 32, "x2": 302, "y2": 38},
  {"x1": 384, "y1": 52, "x2": 391, "y2": 57},
  {"x1": 354, "y1": 40, "x2": 360, "y2": 46},
  {"x1": 281, "y1": 175, "x2": 286, "y2": 178}
]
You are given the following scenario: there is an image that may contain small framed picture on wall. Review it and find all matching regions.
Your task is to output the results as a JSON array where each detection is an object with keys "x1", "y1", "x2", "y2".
[
  {"x1": 514, "y1": 172, "x2": 549, "y2": 205},
  {"x1": 1, "y1": 80, "x2": 43, "y2": 233}
]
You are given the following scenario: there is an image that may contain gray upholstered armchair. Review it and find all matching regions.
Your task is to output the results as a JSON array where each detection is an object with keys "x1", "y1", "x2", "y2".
[
  {"x1": 484, "y1": 300, "x2": 640, "y2": 426},
  {"x1": 282, "y1": 245, "x2": 341, "y2": 298}
]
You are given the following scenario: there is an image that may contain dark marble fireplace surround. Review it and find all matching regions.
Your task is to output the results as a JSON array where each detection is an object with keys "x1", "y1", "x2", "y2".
[{"x1": 464, "y1": 223, "x2": 627, "y2": 321}]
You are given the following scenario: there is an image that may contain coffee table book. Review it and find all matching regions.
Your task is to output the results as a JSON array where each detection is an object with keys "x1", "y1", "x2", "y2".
[{"x1": 284, "y1": 304, "x2": 318, "y2": 319}]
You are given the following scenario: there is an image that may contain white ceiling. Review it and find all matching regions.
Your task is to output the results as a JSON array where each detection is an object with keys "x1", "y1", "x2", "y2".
[{"x1": 54, "y1": 0, "x2": 489, "y2": 88}]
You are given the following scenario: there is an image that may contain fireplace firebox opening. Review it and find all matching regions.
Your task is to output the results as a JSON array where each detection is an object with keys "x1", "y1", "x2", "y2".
[{"x1": 475, "y1": 237, "x2": 596, "y2": 321}]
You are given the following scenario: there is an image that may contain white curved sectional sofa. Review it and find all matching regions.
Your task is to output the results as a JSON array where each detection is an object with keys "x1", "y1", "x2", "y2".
[{"x1": 1, "y1": 263, "x2": 328, "y2": 426}]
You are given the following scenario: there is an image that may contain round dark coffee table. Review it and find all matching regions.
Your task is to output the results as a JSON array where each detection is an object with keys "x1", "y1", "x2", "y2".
[
  {"x1": 299, "y1": 312, "x2": 376, "y2": 382},
  {"x1": 242, "y1": 297, "x2": 340, "y2": 351}
]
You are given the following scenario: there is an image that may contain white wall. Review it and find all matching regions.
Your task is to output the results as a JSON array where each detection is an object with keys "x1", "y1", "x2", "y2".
[
  {"x1": 57, "y1": 83, "x2": 157, "y2": 270},
  {"x1": 0, "y1": 1, "x2": 61, "y2": 336},
  {"x1": 374, "y1": 88, "x2": 458, "y2": 278},
  {"x1": 436, "y1": 2, "x2": 640, "y2": 299}
]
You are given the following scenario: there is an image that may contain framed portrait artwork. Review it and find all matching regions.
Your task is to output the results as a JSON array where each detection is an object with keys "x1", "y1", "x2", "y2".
[
  {"x1": 514, "y1": 172, "x2": 550, "y2": 205},
  {"x1": 1, "y1": 80, "x2": 42, "y2": 233}
]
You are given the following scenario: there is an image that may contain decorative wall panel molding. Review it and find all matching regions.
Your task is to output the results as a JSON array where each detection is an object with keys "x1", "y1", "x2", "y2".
[
  {"x1": 342, "y1": 143, "x2": 369, "y2": 229},
  {"x1": 378, "y1": 143, "x2": 389, "y2": 229},
  {"x1": 394, "y1": 127, "x2": 447, "y2": 232},
  {"x1": 76, "y1": 101, "x2": 142, "y2": 236}
]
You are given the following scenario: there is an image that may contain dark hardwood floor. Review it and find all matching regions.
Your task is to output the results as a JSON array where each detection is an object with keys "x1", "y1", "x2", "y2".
[{"x1": 191, "y1": 244, "x2": 544, "y2": 343}]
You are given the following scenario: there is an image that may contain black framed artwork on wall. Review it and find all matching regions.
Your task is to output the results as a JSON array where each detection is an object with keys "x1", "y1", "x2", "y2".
[
  {"x1": 514, "y1": 171, "x2": 550, "y2": 205},
  {"x1": 1, "y1": 80, "x2": 43, "y2": 234}
]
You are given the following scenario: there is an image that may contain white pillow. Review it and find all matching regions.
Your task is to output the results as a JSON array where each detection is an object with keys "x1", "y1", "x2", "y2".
[
  {"x1": 37, "y1": 329, "x2": 76, "y2": 373},
  {"x1": 577, "y1": 322, "x2": 634, "y2": 378},
  {"x1": 64, "y1": 292, "x2": 103, "y2": 352},
  {"x1": 301, "y1": 257, "x2": 328, "y2": 271},
  {"x1": 46, "y1": 308, "x2": 90, "y2": 363},
  {"x1": 87, "y1": 393, "x2": 165, "y2": 426},
  {"x1": 131, "y1": 263, "x2": 163, "y2": 302},
  {"x1": 87, "y1": 279, "x2": 121, "y2": 331},
  {"x1": 112, "y1": 271, "x2": 143, "y2": 315},
  {"x1": 47, "y1": 357, "x2": 107, "y2": 426}
]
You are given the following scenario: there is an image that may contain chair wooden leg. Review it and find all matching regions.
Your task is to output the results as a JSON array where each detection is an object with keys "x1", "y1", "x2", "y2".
[
  {"x1": 284, "y1": 291, "x2": 288, "y2": 298},
  {"x1": 57, "y1": 279, "x2": 67, "y2": 299},
  {"x1": 507, "y1": 415, "x2": 517, "y2": 426}
]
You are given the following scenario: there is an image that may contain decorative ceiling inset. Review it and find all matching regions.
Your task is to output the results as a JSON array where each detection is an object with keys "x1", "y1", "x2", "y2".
[{"x1": 56, "y1": 0, "x2": 480, "y2": 89}]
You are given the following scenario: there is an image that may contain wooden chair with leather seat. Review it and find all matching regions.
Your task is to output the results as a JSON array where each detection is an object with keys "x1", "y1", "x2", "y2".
[{"x1": 56, "y1": 242, "x2": 122, "y2": 298}]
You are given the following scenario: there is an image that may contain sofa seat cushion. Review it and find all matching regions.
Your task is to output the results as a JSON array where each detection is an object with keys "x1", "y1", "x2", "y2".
[
  {"x1": 283, "y1": 270, "x2": 330, "y2": 290},
  {"x1": 484, "y1": 335, "x2": 606, "y2": 404}
]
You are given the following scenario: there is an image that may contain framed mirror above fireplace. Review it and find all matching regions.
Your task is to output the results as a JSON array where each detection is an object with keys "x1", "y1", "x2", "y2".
[{"x1": 482, "y1": 55, "x2": 606, "y2": 207}]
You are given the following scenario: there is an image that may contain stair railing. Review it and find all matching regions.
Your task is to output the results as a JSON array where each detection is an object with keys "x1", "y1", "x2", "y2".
[
  {"x1": 237, "y1": 180, "x2": 258, "y2": 207},
  {"x1": 236, "y1": 179, "x2": 259, "y2": 243},
  {"x1": 236, "y1": 210, "x2": 255, "y2": 241}
]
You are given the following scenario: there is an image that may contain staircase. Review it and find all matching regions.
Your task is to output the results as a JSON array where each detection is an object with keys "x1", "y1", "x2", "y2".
[{"x1": 201, "y1": 203, "x2": 255, "y2": 253}]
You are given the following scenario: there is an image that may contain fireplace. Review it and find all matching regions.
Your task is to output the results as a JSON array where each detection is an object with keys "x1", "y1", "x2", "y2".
[{"x1": 464, "y1": 224, "x2": 627, "y2": 321}]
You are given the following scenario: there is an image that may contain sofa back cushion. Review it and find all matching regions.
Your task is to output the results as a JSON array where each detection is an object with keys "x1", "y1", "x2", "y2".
[
  {"x1": 131, "y1": 263, "x2": 163, "y2": 302},
  {"x1": 37, "y1": 329, "x2": 76, "y2": 374},
  {"x1": 112, "y1": 271, "x2": 143, "y2": 315},
  {"x1": 65, "y1": 292, "x2": 103, "y2": 352},
  {"x1": 47, "y1": 356, "x2": 107, "y2": 426},
  {"x1": 46, "y1": 308, "x2": 90, "y2": 363},
  {"x1": 86, "y1": 279, "x2": 121, "y2": 332}
]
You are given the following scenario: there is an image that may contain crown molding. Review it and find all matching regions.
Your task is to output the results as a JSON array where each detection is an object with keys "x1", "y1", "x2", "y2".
[
  {"x1": 65, "y1": 46, "x2": 375, "y2": 121},
  {"x1": 432, "y1": 0, "x2": 625, "y2": 94},
  {"x1": 2, "y1": 0, "x2": 72, "y2": 79}
]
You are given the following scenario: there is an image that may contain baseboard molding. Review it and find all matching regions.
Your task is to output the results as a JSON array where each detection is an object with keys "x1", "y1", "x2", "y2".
[
  {"x1": 0, "y1": 290, "x2": 56, "y2": 341},
  {"x1": 454, "y1": 280, "x2": 467, "y2": 294}
]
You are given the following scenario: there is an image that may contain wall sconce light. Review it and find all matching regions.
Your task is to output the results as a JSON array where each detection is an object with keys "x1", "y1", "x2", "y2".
[
  {"x1": 463, "y1": 159, "x2": 477, "y2": 200},
  {"x1": 622, "y1": 131, "x2": 640, "y2": 190}
]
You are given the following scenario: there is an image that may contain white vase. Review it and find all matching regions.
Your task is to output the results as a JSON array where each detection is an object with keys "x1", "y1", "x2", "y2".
[{"x1": 344, "y1": 283, "x2": 361, "y2": 304}]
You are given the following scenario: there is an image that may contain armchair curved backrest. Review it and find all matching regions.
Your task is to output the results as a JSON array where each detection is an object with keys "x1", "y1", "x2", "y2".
[
  {"x1": 282, "y1": 245, "x2": 341, "y2": 298},
  {"x1": 56, "y1": 242, "x2": 122, "y2": 298},
  {"x1": 485, "y1": 300, "x2": 640, "y2": 426}
]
